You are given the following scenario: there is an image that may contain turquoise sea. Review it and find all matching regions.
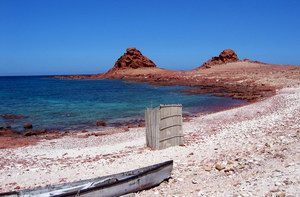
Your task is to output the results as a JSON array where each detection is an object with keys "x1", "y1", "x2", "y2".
[{"x1": 0, "y1": 76, "x2": 245, "y2": 131}]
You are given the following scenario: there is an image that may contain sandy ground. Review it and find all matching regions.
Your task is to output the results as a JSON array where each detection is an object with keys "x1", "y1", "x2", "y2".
[{"x1": 0, "y1": 86, "x2": 300, "y2": 196}]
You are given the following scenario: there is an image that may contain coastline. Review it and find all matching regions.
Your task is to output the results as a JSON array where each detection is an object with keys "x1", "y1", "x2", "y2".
[
  {"x1": 1, "y1": 57, "x2": 300, "y2": 195},
  {"x1": 54, "y1": 61, "x2": 300, "y2": 102},
  {"x1": 0, "y1": 91, "x2": 248, "y2": 149},
  {"x1": 0, "y1": 86, "x2": 299, "y2": 196}
]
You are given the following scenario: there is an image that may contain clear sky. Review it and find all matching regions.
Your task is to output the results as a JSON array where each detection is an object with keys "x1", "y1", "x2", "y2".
[{"x1": 1, "y1": 0, "x2": 300, "y2": 76}]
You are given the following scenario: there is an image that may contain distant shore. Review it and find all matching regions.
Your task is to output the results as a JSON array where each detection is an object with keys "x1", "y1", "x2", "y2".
[{"x1": 54, "y1": 61, "x2": 300, "y2": 102}]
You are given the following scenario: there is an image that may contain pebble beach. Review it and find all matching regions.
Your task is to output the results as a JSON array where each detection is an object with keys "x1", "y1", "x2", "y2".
[{"x1": 1, "y1": 86, "x2": 299, "y2": 196}]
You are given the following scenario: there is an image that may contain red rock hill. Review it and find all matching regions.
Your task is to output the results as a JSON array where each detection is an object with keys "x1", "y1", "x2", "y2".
[
  {"x1": 107, "y1": 48, "x2": 157, "y2": 73},
  {"x1": 199, "y1": 49, "x2": 239, "y2": 69}
]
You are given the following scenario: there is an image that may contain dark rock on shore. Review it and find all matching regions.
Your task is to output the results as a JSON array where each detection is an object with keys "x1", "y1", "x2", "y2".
[
  {"x1": 0, "y1": 129, "x2": 18, "y2": 137},
  {"x1": 0, "y1": 114, "x2": 26, "y2": 120},
  {"x1": 110, "y1": 119, "x2": 145, "y2": 129},
  {"x1": 199, "y1": 49, "x2": 239, "y2": 69},
  {"x1": 24, "y1": 123, "x2": 33, "y2": 129},
  {"x1": 23, "y1": 129, "x2": 47, "y2": 136},
  {"x1": 179, "y1": 82, "x2": 275, "y2": 102},
  {"x1": 96, "y1": 120, "x2": 106, "y2": 127},
  {"x1": 0, "y1": 124, "x2": 11, "y2": 130}
]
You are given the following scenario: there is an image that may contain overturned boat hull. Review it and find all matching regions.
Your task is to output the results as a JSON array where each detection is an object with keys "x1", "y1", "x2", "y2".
[{"x1": 0, "y1": 160, "x2": 173, "y2": 197}]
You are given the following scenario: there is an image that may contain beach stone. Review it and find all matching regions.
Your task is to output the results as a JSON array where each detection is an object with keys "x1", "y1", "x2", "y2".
[
  {"x1": 192, "y1": 180, "x2": 198, "y2": 184},
  {"x1": 215, "y1": 162, "x2": 225, "y2": 171},
  {"x1": 0, "y1": 129, "x2": 17, "y2": 137},
  {"x1": 14, "y1": 186, "x2": 20, "y2": 190},
  {"x1": 270, "y1": 187, "x2": 280, "y2": 192},
  {"x1": 265, "y1": 192, "x2": 273, "y2": 197},
  {"x1": 204, "y1": 165, "x2": 213, "y2": 171},
  {"x1": 23, "y1": 129, "x2": 47, "y2": 136},
  {"x1": 224, "y1": 164, "x2": 235, "y2": 172},
  {"x1": 24, "y1": 123, "x2": 33, "y2": 129},
  {"x1": 96, "y1": 120, "x2": 106, "y2": 127},
  {"x1": 0, "y1": 123, "x2": 11, "y2": 130},
  {"x1": 197, "y1": 191, "x2": 205, "y2": 196},
  {"x1": 276, "y1": 192, "x2": 286, "y2": 197}
]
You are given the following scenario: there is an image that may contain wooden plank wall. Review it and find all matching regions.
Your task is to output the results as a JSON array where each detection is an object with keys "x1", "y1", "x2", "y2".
[
  {"x1": 145, "y1": 104, "x2": 183, "y2": 150},
  {"x1": 145, "y1": 107, "x2": 160, "y2": 149}
]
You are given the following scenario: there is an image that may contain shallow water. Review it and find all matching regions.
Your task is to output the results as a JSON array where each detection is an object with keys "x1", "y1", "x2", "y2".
[{"x1": 0, "y1": 76, "x2": 245, "y2": 131}]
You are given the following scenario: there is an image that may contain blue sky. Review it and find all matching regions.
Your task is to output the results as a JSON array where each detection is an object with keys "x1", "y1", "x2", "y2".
[{"x1": 1, "y1": 0, "x2": 300, "y2": 76}]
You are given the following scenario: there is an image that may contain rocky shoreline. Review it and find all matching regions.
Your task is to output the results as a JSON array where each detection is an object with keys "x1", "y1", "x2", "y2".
[
  {"x1": 0, "y1": 87, "x2": 299, "y2": 196},
  {"x1": 54, "y1": 48, "x2": 300, "y2": 102},
  {"x1": 0, "y1": 99, "x2": 245, "y2": 149},
  {"x1": 3, "y1": 48, "x2": 299, "y2": 148}
]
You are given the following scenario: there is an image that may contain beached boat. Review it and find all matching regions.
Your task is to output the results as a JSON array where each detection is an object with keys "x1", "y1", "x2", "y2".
[{"x1": 0, "y1": 160, "x2": 173, "y2": 197}]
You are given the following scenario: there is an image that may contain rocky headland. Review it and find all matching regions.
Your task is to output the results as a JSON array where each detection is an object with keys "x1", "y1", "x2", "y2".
[{"x1": 55, "y1": 48, "x2": 300, "y2": 102}]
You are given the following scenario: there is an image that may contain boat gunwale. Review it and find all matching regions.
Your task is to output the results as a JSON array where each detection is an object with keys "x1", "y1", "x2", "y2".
[
  {"x1": 53, "y1": 160, "x2": 173, "y2": 196},
  {"x1": 0, "y1": 160, "x2": 173, "y2": 197}
]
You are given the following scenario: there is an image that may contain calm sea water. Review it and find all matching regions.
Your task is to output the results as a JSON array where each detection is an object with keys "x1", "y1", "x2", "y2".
[{"x1": 0, "y1": 76, "x2": 245, "y2": 131}]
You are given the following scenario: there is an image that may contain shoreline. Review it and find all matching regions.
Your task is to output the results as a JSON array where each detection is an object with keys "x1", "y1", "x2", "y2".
[
  {"x1": 0, "y1": 86, "x2": 299, "y2": 196},
  {"x1": 54, "y1": 61, "x2": 300, "y2": 102},
  {"x1": 0, "y1": 92, "x2": 249, "y2": 149},
  {"x1": 1, "y1": 60, "x2": 300, "y2": 195}
]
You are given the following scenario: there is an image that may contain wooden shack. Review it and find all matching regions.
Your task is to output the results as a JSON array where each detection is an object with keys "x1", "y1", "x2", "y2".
[{"x1": 145, "y1": 104, "x2": 184, "y2": 150}]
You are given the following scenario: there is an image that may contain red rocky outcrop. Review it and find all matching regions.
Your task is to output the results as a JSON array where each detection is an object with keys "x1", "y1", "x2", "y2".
[
  {"x1": 107, "y1": 48, "x2": 157, "y2": 72},
  {"x1": 199, "y1": 49, "x2": 239, "y2": 69}
]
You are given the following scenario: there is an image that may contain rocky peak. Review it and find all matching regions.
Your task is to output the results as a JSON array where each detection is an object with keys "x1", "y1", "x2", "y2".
[
  {"x1": 199, "y1": 49, "x2": 239, "y2": 69},
  {"x1": 110, "y1": 48, "x2": 157, "y2": 71}
]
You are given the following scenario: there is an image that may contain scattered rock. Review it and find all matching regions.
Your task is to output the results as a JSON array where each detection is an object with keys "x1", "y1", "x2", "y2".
[
  {"x1": 24, "y1": 123, "x2": 33, "y2": 129},
  {"x1": 14, "y1": 186, "x2": 20, "y2": 190},
  {"x1": 96, "y1": 120, "x2": 106, "y2": 127},
  {"x1": 276, "y1": 192, "x2": 286, "y2": 197},
  {"x1": 192, "y1": 180, "x2": 198, "y2": 184},
  {"x1": 0, "y1": 123, "x2": 11, "y2": 130},
  {"x1": 23, "y1": 129, "x2": 47, "y2": 136},
  {"x1": 197, "y1": 191, "x2": 205, "y2": 196},
  {"x1": 215, "y1": 162, "x2": 225, "y2": 171},
  {"x1": 275, "y1": 182, "x2": 283, "y2": 186},
  {"x1": 265, "y1": 192, "x2": 273, "y2": 197},
  {"x1": 122, "y1": 126, "x2": 130, "y2": 132},
  {"x1": 270, "y1": 187, "x2": 280, "y2": 192},
  {"x1": 232, "y1": 181, "x2": 241, "y2": 187},
  {"x1": 224, "y1": 164, "x2": 235, "y2": 172},
  {"x1": 0, "y1": 129, "x2": 18, "y2": 137},
  {"x1": 204, "y1": 165, "x2": 213, "y2": 171}
]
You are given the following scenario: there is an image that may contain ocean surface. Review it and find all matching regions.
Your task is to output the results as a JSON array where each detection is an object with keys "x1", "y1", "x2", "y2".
[{"x1": 0, "y1": 76, "x2": 245, "y2": 131}]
